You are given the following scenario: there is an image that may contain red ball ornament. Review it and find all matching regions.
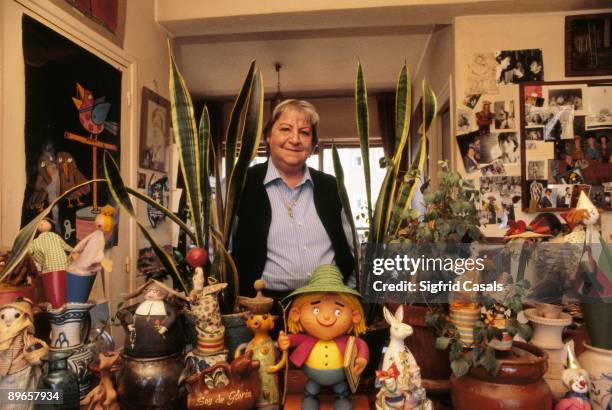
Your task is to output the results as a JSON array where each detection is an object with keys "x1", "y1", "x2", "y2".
[{"x1": 186, "y1": 247, "x2": 208, "y2": 268}]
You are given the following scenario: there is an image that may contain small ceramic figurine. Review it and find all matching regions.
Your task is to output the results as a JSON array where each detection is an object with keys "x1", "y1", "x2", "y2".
[
  {"x1": 66, "y1": 205, "x2": 115, "y2": 303},
  {"x1": 381, "y1": 306, "x2": 432, "y2": 410},
  {"x1": 0, "y1": 298, "x2": 49, "y2": 409},
  {"x1": 235, "y1": 279, "x2": 287, "y2": 410},
  {"x1": 375, "y1": 363, "x2": 405, "y2": 410},
  {"x1": 189, "y1": 268, "x2": 227, "y2": 355},
  {"x1": 80, "y1": 351, "x2": 121, "y2": 410},
  {"x1": 117, "y1": 279, "x2": 187, "y2": 358},
  {"x1": 29, "y1": 218, "x2": 73, "y2": 308},
  {"x1": 555, "y1": 344, "x2": 592, "y2": 410},
  {"x1": 278, "y1": 264, "x2": 369, "y2": 410}
]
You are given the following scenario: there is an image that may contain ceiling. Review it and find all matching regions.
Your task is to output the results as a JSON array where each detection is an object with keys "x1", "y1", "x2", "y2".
[{"x1": 159, "y1": 0, "x2": 612, "y2": 99}]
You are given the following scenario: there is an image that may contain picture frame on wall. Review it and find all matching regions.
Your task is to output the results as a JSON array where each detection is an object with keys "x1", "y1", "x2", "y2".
[
  {"x1": 139, "y1": 87, "x2": 170, "y2": 172},
  {"x1": 565, "y1": 13, "x2": 612, "y2": 77},
  {"x1": 519, "y1": 80, "x2": 612, "y2": 212}
]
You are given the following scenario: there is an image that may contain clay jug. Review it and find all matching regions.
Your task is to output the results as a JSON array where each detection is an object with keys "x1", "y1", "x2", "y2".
[{"x1": 578, "y1": 342, "x2": 612, "y2": 410}]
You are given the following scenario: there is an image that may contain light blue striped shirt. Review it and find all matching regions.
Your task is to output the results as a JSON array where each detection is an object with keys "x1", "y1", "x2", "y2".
[{"x1": 261, "y1": 160, "x2": 354, "y2": 291}]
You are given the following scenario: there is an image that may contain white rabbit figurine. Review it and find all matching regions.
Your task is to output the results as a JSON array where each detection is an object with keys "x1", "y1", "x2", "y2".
[{"x1": 381, "y1": 306, "x2": 433, "y2": 410}]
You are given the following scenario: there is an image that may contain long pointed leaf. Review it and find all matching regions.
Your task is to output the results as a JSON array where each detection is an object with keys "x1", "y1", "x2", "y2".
[
  {"x1": 199, "y1": 106, "x2": 212, "y2": 250},
  {"x1": 392, "y1": 64, "x2": 411, "y2": 167},
  {"x1": 332, "y1": 145, "x2": 360, "y2": 287},
  {"x1": 0, "y1": 179, "x2": 103, "y2": 283},
  {"x1": 168, "y1": 41, "x2": 203, "y2": 247},
  {"x1": 355, "y1": 62, "x2": 373, "y2": 224},
  {"x1": 225, "y1": 61, "x2": 256, "y2": 189},
  {"x1": 371, "y1": 165, "x2": 395, "y2": 243},
  {"x1": 103, "y1": 152, "x2": 188, "y2": 293},
  {"x1": 223, "y1": 70, "x2": 264, "y2": 246}
]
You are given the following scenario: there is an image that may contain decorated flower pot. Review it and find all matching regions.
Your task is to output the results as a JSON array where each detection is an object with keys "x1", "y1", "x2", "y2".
[
  {"x1": 578, "y1": 342, "x2": 612, "y2": 410},
  {"x1": 450, "y1": 342, "x2": 552, "y2": 410},
  {"x1": 0, "y1": 283, "x2": 38, "y2": 306},
  {"x1": 65, "y1": 273, "x2": 95, "y2": 303},
  {"x1": 450, "y1": 304, "x2": 480, "y2": 347}
]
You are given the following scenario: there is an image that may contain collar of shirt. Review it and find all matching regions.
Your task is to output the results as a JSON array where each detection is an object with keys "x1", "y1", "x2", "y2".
[{"x1": 264, "y1": 160, "x2": 312, "y2": 188}]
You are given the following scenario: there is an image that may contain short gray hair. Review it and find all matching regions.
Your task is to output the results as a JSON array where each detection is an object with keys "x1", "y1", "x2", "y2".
[{"x1": 263, "y1": 99, "x2": 319, "y2": 145}]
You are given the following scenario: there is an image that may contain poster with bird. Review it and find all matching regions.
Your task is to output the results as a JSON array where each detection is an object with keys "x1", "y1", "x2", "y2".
[{"x1": 21, "y1": 16, "x2": 121, "y2": 247}]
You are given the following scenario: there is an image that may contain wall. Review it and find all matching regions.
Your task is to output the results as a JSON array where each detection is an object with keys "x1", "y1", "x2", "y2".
[{"x1": 452, "y1": 9, "x2": 612, "y2": 237}]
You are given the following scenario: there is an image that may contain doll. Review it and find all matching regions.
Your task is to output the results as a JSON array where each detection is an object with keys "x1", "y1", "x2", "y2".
[
  {"x1": 0, "y1": 297, "x2": 48, "y2": 410},
  {"x1": 555, "y1": 344, "x2": 592, "y2": 410},
  {"x1": 29, "y1": 218, "x2": 72, "y2": 308},
  {"x1": 278, "y1": 264, "x2": 369, "y2": 410},
  {"x1": 117, "y1": 279, "x2": 187, "y2": 358}
]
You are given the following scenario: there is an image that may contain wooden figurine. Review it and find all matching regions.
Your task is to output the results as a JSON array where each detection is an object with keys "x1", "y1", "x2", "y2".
[
  {"x1": 66, "y1": 205, "x2": 115, "y2": 303},
  {"x1": 555, "y1": 344, "x2": 592, "y2": 410},
  {"x1": 0, "y1": 297, "x2": 48, "y2": 409},
  {"x1": 278, "y1": 265, "x2": 369, "y2": 410},
  {"x1": 80, "y1": 352, "x2": 121, "y2": 410},
  {"x1": 185, "y1": 350, "x2": 261, "y2": 410},
  {"x1": 117, "y1": 279, "x2": 187, "y2": 358},
  {"x1": 235, "y1": 279, "x2": 287, "y2": 409},
  {"x1": 29, "y1": 218, "x2": 73, "y2": 308},
  {"x1": 381, "y1": 306, "x2": 432, "y2": 410}
]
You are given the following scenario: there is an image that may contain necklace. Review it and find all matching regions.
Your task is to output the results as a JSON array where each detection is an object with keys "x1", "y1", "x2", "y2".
[{"x1": 276, "y1": 184, "x2": 303, "y2": 218}]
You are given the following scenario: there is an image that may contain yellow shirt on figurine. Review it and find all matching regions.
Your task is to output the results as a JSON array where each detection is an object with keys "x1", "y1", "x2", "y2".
[{"x1": 304, "y1": 340, "x2": 343, "y2": 369}]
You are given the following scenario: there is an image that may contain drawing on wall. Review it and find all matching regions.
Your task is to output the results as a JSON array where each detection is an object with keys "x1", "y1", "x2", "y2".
[
  {"x1": 21, "y1": 16, "x2": 121, "y2": 246},
  {"x1": 139, "y1": 87, "x2": 170, "y2": 172},
  {"x1": 465, "y1": 52, "x2": 498, "y2": 95},
  {"x1": 495, "y1": 48, "x2": 543, "y2": 84}
]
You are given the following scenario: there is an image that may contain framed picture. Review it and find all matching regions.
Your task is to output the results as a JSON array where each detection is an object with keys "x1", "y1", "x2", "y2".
[
  {"x1": 519, "y1": 80, "x2": 612, "y2": 212},
  {"x1": 565, "y1": 13, "x2": 612, "y2": 77},
  {"x1": 139, "y1": 87, "x2": 170, "y2": 172}
]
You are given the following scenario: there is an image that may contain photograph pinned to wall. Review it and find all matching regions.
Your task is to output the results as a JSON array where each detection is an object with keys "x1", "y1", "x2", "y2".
[
  {"x1": 475, "y1": 100, "x2": 495, "y2": 134},
  {"x1": 463, "y1": 94, "x2": 481, "y2": 109},
  {"x1": 480, "y1": 176, "x2": 521, "y2": 211},
  {"x1": 147, "y1": 175, "x2": 169, "y2": 228},
  {"x1": 537, "y1": 186, "x2": 556, "y2": 208},
  {"x1": 589, "y1": 185, "x2": 610, "y2": 208},
  {"x1": 494, "y1": 101, "x2": 516, "y2": 130},
  {"x1": 527, "y1": 160, "x2": 547, "y2": 180},
  {"x1": 137, "y1": 172, "x2": 146, "y2": 189},
  {"x1": 585, "y1": 86, "x2": 612, "y2": 128},
  {"x1": 527, "y1": 179, "x2": 547, "y2": 210},
  {"x1": 525, "y1": 85, "x2": 545, "y2": 107},
  {"x1": 550, "y1": 184, "x2": 573, "y2": 208},
  {"x1": 139, "y1": 87, "x2": 170, "y2": 172},
  {"x1": 495, "y1": 48, "x2": 543, "y2": 85},
  {"x1": 570, "y1": 184, "x2": 592, "y2": 208},
  {"x1": 480, "y1": 160, "x2": 507, "y2": 177},
  {"x1": 494, "y1": 132, "x2": 520, "y2": 165},
  {"x1": 480, "y1": 192, "x2": 503, "y2": 225},
  {"x1": 456, "y1": 131, "x2": 483, "y2": 173},
  {"x1": 573, "y1": 116, "x2": 585, "y2": 136},
  {"x1": 555, "y1": 167, "x2": 584, "y2": 185},
  {"x1": 456, "y1": 108, "x2": 472, "y2": 134},
  {"x1": 526, "y1": 127, "x2": 544, "y2": 140},
  {"x1": 526, "y1": 141, "x2": 537, "y2": 150},
  {"x1": 541, "y1": 106, "x2": 574, "y2": 141},
  {"x1": 548, "y1": 88, "x2": 584, "y2": 111},
  {"x1": 528, "y1": 141, "x2": 555, "y2": 160},
  {"x1": 565, "y1": 13, "x2": 612, "y2": 76},
  {"x1": 466, "y1": 52, "x2": 499, "y2": 95}
]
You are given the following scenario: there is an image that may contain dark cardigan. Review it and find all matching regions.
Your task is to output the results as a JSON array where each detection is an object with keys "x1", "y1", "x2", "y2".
[{"x1": 232, "y1": 162, "x2": 354, "y2": 297}]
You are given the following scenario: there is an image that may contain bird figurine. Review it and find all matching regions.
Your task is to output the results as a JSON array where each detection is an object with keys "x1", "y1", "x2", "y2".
[
  {"x1": 27, "y1": 152, "x2": 60, "y2": 214},
  {"x1": 71, "y1": 83, "x2": 118, "y2": 140},
  {"x1": 57, "y1": 152, "x2": 90, "y2": 208}
]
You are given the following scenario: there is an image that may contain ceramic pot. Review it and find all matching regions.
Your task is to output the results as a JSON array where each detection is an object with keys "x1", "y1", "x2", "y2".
[
  {"x1": 41, "y1": 270, "x2": 66, "y2": 309},
  {"x1": 65, "y1": 273, "x2": 95, "y2": 303},
  {"x1": 525, "y1": 308, "x2": 572, "y2": 400},
  {"x1": 36, "y1": 351, "x2": 80, "y2": 410},
  {"x1": 222, "y1": 313, "x2": 252, "y2": 361},
  {"x1": 43, "y1": 302, "x2": 95, "y2": 399},
  {"x1": 451, "y1": 342, "x2": 552, "y2": 410},
  {"x1": 116, "y1": 352, "x2": 186, "y2": 409},
  {"x1": 580, "y1": 300, "x2": 612, "y2": 350},
  {"x1": 450, "y1": 304, "x2": 480, "y2": 347},
  {"x1": 578, "y1": 342, "x2": 612, "y2": 410},
  {"x1": 0, "y1": 283, "x2": 38, "y2": 306}
]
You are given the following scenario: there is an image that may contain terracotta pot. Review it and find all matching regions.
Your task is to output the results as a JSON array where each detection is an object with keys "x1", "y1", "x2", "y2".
[
  {"x1": 401, "y1": 304, "x2": 452, "y2": 392},
  {"x1": 116, "y1": 352, "x2": 186, "y2": 409},
  {"x1": 451, "y1": 342, "x2": 552, "y2": 410},
  {"x1": 578, "y1": 342, "x2": 612, "y2": 410},
  {"x1": 0, "y1": 283, "x2": 38, "y2": 306}
]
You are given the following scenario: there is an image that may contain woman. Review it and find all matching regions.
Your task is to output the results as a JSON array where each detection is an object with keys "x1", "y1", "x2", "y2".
[
  {"x1": 232, "y1": 100, "x2": 354, "y2": 297},
  {"x1": 497, "y1": 132, "x2": 519, "y2": 164}
]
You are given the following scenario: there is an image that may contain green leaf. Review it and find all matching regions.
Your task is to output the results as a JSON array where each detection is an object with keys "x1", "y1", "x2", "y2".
[
  {"x1": 0, "y1": 179, "x2": 103, "y2": 283},
  {"x1": 435, "y1": 336, "x2": 451, "y2": 350},
  {"x1": 450, "y1": 340, "x2": 463, "y2": 361},
  {"x1": 225, "y1": 61, "x2": 256, "y2": 189},
  {"x1": 199, "y1": 106, "x2": 212, "y2": 250},
  {"x1": 517, "y1": 323, "x2": 533, "y2": 341},
  {"x1": 425, "y1": 312, "x2": 440, "y2": 328},
  {"x1": 103, "y1": 152, "x2": 188, "y2": 293},
  {"x1": 371, "y1": 165, "x2": 395, "y2": 243},
  {"x1": 355, "y1": 62, "x2": 372, "y2": 224},
  {"x1": 168, "y1": 42, "x2": 204, "y2": 247},
  {"x1": 478, "y1": 347, "x2": 501, "y2": 375},
  {"x1": 332, "y1": 145, "x2": 360, "y2": 284},
  {"x1": 392, "y1": 64, "x2": 411, "y2": 169},
  {"x1": 451, "y1": 358, "x2": 470, "y2": 378}
]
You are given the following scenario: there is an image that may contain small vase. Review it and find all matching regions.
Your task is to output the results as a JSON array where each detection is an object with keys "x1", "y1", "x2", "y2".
[
  {"x1": 580, "y1": 299, "x2": 612, "y2": 350},
  {"x1": 222, "y1": 313, "x2": 253, "y2": 361},
  {"x1": 450, "y1": 304, "x2": 480, "y2": 347},
  {"x1": 65, "y1": 273, "x2": 95, "y2": 303},
  {"x1": 41, "y1": 270, "x2": 66, "y2": 309},
  {"x1": 578, "y1": 342, "x2": 612, "y2": 410},
  {"x1": 36, "y1": 351, "x2": 80, "y2": 409}
]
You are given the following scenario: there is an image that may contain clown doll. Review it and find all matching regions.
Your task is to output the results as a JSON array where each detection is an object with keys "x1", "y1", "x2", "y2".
[
  {"x1": 0, "y1": 298, "x2": 48, "y2": 409},
  {"x1": 278, "y1": 264, "x2": 369, "y2": 410},
  {"x1": 555, "y1": 344, "x2": 592, "y2": 410}
]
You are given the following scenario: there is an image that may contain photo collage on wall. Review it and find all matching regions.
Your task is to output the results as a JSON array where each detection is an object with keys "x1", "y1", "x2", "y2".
[
  {"x1": 457, "y1": 49, "x2": 543, "y2": 225},
  {"x1": 522, "y1": 82, "x2": 612, "y2": 210}
]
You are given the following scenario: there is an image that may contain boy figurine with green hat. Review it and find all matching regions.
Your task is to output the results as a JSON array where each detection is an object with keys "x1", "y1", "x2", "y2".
[{"x1": 278, "y1": 264, "x2": 369, "y2": 410}]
